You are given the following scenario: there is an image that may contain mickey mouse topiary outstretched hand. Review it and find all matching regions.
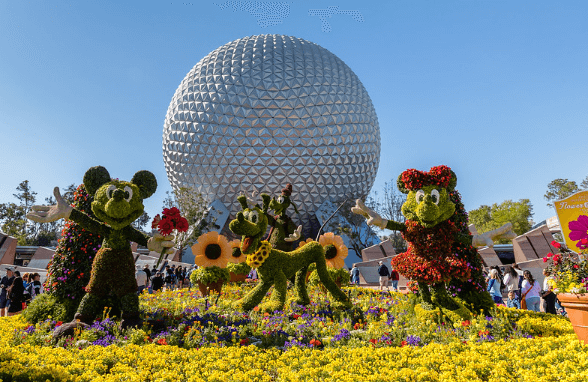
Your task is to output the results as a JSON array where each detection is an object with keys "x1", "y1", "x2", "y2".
[{"x1": 28, "y1": 166, "x2": 174, "y2": 330}]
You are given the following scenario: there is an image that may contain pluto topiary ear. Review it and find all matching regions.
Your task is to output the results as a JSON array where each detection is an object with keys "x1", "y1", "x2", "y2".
[
  {"x1": 238, "y1": 195, "x2": 248, "y2": 210},
  {"x1": 83, "y1": 166, "x2": 111, "y2": 196},
  {"x1": 261, "y1": 193, "x2": 270, "y2": 213},
  {"x1": 131, "y1": 170, "x2": 157, "y2": 199},
  {"x1": 448, "y1": 170, "x2": 457, "y2": 191},
  {"x1": 397, "y1": 173, "x2": 410, "y2": 194}
]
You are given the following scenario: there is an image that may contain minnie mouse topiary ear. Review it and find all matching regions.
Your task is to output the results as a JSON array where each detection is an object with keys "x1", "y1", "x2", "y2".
[
  {"x1": 396, "y1": 173, "x2": 410, "y2": 194},
  {"x1": 83, "y1": 166, "x2": 111, "y2": 196},
  {"x1": 131, "y1": 170, "x2": 157, "y2": 199}
]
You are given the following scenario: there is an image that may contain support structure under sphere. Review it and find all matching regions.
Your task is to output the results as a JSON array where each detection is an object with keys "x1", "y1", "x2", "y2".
[{"x1": 163, "y1": 34, "x2": 380, "y2": 231}]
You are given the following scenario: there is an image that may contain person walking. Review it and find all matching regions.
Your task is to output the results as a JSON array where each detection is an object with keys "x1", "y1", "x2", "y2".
[
  {"x1": 377, "y1": 261, "x2": 390, "y2": 291},
  {"x1": 541, "y1": 269, "x2": 557, "y2": 314},
  {"x1": 521, "y1": 270, "x2": 541, "y2": 312},
  {"x1": 487, "y1": 269, "x2": 503, "y2": 304},
  {"x1": 389, "y1": 267, "x2": 400, "y2": 292},
  {"x1": 350, "y1": 264, "x2": 360, "y2": 286},
  {"x1": 7, "y1": 272, "x2": 25, "y2": 316},
  {"x1": 503, "y1": 266, "x2": 520, "y2": 299},
  {"x1": 0, "y1": 268, "x2": 15, "y2": 317},
  {"x1": 135, "y1": 265, "x2": 148, "y2": 294},
  {"x1": 151, "y1": 272, "x2": 164, "y2": 292}
]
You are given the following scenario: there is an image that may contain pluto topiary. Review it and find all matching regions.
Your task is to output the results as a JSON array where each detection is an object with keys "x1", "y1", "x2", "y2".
[{"x1": 229, "y1": 194, "x2": 351, "y2": 312}]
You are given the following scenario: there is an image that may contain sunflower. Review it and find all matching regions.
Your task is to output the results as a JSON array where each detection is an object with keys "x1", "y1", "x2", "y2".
[
  {"x1": 298, "y1": 238, "x2": 315, "y2": 249},
  {"x1": 228, "y1": 239, "x2": 246, "y2": 264},
  {"x1": 192, "y1": 231, "x2": 232, "y2": 268},
  {"x1": 318, "y1": 232, "x2": 348, "y2": 269}
]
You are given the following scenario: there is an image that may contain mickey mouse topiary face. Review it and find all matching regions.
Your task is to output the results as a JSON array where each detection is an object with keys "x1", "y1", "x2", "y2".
[
  {"x1": 397, "y1": 165, "x2": 457, "y2": 228},
  {"x1": 83, "y1": 166, "x2": 157, "y2": 230}
]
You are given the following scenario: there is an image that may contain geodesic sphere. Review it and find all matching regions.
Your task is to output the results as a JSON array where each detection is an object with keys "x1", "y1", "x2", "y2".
[{"x1": 162, "y1": 34, "x2": 380, "y2": 228}]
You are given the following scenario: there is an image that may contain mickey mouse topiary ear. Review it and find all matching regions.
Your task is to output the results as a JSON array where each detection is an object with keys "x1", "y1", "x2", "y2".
[
  {"x1": 83, "y1": 166, "x2": 111, "y2": 196},
  {"x1": 131, "y1": 170, "x2": 157, "y2": 199},
  {"x1": 447, "y1": 170, "x2": 457, "y2": 191},
  {"x1": 396, "y1": 173, "x2": 410, "y2": 194}
]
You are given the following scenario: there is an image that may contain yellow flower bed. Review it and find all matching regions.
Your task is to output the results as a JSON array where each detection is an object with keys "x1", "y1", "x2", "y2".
[
  {"x1": 1, "y1": 286, "x2": 586, "y2": 381},
  {"x1": 1, "y1": 318, "x2": 587, "y2": 382}
]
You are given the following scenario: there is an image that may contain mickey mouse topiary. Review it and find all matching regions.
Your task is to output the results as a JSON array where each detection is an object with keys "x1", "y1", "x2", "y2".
[{"x1": 27, "y1": 166, "x2": 173, "y2": 331}]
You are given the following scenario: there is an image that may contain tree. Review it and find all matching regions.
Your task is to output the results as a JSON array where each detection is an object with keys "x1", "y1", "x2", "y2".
[
  {"x1": 1, "y1": 182, "x2": 76, "y2": 245},
  {"x1": 371, "y1": 182, "x2": 407, "y2": 251},
  {"x1": 581, "y1": 176, "x2": 588, "y2": 191},
  {"x1": 162, "y1": 187, "x2": 218, "y2": 261},
  {"x1": 545, "y1": 179, "x2": 580, "y2": 208},
  {"x1": 321, "y1": 198, "x2": 379, "y2": 259},
  {"x1": 468, "y1": 199, "x2": 534, "y2": 243},
  {"x1": 131, "y1": 212, "x2": 151, "y2": 232}
]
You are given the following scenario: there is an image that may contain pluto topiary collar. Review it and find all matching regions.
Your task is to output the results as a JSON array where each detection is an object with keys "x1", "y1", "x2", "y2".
[{"x1": 246, "y1": 240, "x2": 272, "y2": 268}]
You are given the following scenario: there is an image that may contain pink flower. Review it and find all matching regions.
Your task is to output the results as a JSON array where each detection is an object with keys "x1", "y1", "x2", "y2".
[{"x1": 568, "y1": 215, "x2": 588, "y2": 243}]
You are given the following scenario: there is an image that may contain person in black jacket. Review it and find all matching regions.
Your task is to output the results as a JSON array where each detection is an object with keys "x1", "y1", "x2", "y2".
[
  {"x1": 8, "y1": 272, "x2": 25, "y2": 316},
  {"x1": 0, "y1": 267, "x2": 15, "y2": 317},
  {"x1": 377, "y1": 261, "x2": 390, "y2": 291},
  {"x1": 151, "y1": 272, "x2": 164, "y2": 292}
]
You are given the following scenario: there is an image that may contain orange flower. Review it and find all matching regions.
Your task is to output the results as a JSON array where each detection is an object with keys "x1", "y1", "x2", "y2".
[
  {"x1": 191, "y1": 231, "x2": 231, "y2": 268},
  {"x1": 228, "y1": 239, "x2": 246, "y2": 264},
  {"x1": 318, "y1": 232, "x2": 348, "y2": 269},
  {"x1": 298, "y1": 238, "x2": 315, "y2": 248}
]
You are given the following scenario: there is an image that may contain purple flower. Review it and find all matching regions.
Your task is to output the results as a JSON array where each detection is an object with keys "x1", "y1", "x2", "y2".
[
  {"x1": 568, "y1": 215, "x2": 588, "y2": 243},
  {"x1": 406, "y1": 335, "x2": 421, "y2": 346}
]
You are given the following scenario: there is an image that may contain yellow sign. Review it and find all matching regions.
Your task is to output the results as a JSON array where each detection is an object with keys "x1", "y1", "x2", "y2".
[{"x1": 554, "y1": 191, "x2": 588, "y2": 251}]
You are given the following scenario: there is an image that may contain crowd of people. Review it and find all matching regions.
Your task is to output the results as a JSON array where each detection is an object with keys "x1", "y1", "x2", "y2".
[
  {"x1": 485, "y1": 264, "x2": 564, "y2": 315},
  {"x1": 134, "y1": 263, "x2": 195, "y2": 294},
  {"x1": 0, "y1": 267, "x2": 43, "y2": 317},
  {"x1": 0, "y1": 259, "x2": 567, "y2": 316}
]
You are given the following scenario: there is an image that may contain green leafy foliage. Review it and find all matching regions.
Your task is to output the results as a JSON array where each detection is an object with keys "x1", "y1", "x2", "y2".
[
  {"x1": 45, "y1": 184, "x2": 102, "y2": 318},
  {"x1": 227, "y1": 262, "x2": 251, "y2": 275},
  {"x1": 468, "y1": 199, "x2": 533, "y2": 242},
  {"x1": 190, "y1": 266, "x2": 230, "y2": 284},
  {"x1": 21, "y1": 293, "x2": 70, "y2": 324}
]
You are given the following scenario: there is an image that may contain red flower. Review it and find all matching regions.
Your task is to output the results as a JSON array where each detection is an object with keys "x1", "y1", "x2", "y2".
[
  {"x1": 157, "y1": 218, "x2": 175, "y2": 236},
  {"x1": 400, "y1": 340, "x2": 408, "y2": 347},
  {"x1": 163, "y1": 207, "x2": 181, "y2": 218},
  {"x1": 157, "y1": 338, "x2": 168, "y2": 345},
  {"x1": 174, "y1": 217, "x2": 189, "y2": 232},
  {"x1": 369, "y1": 338, "x2": 377, "y2": 345},
  {"x1": 461, "y1": 320, "x2": 470, "y2": 327},
  {"x1": 310, "y1": 339, "x2": 321, "y2": 347},
  {"x1": 55, "y1": 321, "x2": 63, "y2": 327},
  {"x1": 240, "y1": 338, "x2": 250, "y2": 346},
  {"x1": 551, "y1": 240, "x2": 561, "y2": 249},
  {"x1": 151, "y1": 214, "x2": 161, "y2": 229}
]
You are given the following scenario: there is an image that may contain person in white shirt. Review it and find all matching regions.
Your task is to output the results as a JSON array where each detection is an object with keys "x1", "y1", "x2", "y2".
[
  {"x1": 503, "y1": 266, "x2": 519, "y2": 296},
  {"x1": 521, "y1": 270, "x2": 541, "y2": 312},
  {"x1": 135, "y1": 265, "x2": 148, "y2": 295}
]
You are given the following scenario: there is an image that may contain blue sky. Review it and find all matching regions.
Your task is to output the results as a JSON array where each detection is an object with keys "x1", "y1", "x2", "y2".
[{"x1": 1, "y1": 0, "x2": 587, "y2": 227}]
